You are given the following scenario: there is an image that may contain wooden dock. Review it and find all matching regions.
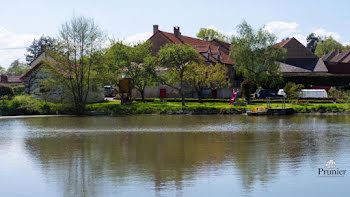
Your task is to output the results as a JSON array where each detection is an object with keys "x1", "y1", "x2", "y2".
[{"x1": 267, "y1": 108, "x2": 294, "y2": 115}]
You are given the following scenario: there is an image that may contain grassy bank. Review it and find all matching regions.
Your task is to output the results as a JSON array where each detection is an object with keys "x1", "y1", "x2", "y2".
[
  {"x1": 1, "y1": 96, "x2": 349, "y2": 116},
  {"x1": 87, "y1": 100, "x2": 350, "y2": 115}
]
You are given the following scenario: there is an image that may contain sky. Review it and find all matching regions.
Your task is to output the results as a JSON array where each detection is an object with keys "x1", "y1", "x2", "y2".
[{"x1": 0, "y1": 0, "x2": 349, "y2": 68}]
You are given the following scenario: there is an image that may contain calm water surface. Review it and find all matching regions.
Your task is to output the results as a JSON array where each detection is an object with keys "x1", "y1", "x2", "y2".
[{"x1": 0, "y1": 115, "x2": 349, "y2": 197}]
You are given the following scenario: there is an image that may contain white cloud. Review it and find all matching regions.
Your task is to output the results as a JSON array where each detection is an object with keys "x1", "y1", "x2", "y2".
[
  {"x1": 124, "y1": 32, "x2": 152, "y2": 45},
  {"x1": 314, "y1": 28, "x2": 341, "y2": 40},
  {"x1": 263, "y1": 21, "x2": 300, "y2": 38},
  {"x1": 0, "y1": 27, "x2": 40, "y2": 68},
  {"x1": 343, "y1": 41, "x2": 350, "y2": 46},
  {"x1": 291, "y1": 34, "x2": 307, "y2": 46}
]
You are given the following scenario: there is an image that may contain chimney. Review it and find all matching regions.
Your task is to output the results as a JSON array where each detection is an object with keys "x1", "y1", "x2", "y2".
[
  {"x1": 204, "y1": 37, "x2": 209, "y2": 41},
  {"x1": 174, "y1": 26, "x2": 181, "y2": 40},
  {"x1": 153, "y1": 25, "x2": 159, "y2": 34},
  {"x1": 0, "y1": 75, "x2": 8, "y2": 83}
]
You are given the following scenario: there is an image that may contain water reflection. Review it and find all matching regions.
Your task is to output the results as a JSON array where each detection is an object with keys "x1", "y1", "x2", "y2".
[{"x1": 0, "y1": 115, "x2": 350, "y2": 197}]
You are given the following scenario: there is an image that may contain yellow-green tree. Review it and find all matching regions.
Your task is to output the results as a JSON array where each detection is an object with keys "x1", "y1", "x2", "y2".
[
  {"x1": 315, "y1": 36, "x2": 343, "y2": 57},
  {"x1": 157, "y1": 43, "x2": 199, "y2": 106},
  {"x1": 230, "y1": 21, "x2": 285, "y2": 89},
  {"x1": 196, "y1": 28, "x2": 228, "y2": 41},
  {"x1": 184, "y1": 62, "x2": 229, "y2": 102}
]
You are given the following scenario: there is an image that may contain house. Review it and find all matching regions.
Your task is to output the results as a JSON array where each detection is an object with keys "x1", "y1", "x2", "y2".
[
  {"x1": 0, "y1": 74, "x2": 22, "y2": 86},
  {"x1": 20, "y1": 51, "x2": 104, "y2": 103},
  {"x1": 139, "y1": 25, "x2": 237, "y2": 99},
  {"x1": 276, "y1": 37, "x2": 350, "y2": 87}
]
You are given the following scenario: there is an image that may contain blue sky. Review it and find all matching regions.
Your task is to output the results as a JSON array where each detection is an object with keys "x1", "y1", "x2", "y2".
[{"x1": 0, "y1": 0, "x2": 349, "y2": 68}]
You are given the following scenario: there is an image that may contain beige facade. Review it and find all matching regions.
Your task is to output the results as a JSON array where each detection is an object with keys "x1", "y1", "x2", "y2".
[{"x1": 21, "y1": 52, "x2": 104, "y2": 103}]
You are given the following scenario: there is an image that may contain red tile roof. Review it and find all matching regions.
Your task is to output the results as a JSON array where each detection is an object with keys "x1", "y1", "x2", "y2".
[
  {"x1": 276, "y1": 37, "x2": 293, "y2": 47},
  {"x1": 150, "y1": 30, "x2": 234, "y2": 65}
]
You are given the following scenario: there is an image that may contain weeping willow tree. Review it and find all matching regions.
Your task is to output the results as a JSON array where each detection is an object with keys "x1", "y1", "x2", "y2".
[{"x1": 230, "y1": 21, "x2": 286, "y2": 90}]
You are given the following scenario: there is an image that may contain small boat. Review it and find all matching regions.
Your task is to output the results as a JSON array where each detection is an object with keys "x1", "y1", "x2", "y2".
[{"x1": 246, "y1": 106, "x2": 268, "y2": 115}]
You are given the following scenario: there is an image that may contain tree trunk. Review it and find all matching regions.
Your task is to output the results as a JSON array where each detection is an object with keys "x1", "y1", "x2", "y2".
[
  {"x1": 180, "y1": 73, "x2": 185, "y2": 106},
  {"x1": 140, "y1": 89, "x2": 145, "y2": 103},
  {"x1": 198, "y1": 89, "x2": 203, "y2": 103}
]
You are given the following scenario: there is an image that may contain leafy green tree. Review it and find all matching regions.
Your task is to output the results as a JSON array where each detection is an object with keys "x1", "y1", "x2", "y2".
[
  {"x1": 184, "y1": 62, "x2": 229, "y2": 103},
  {"x1": 315, "y1": 36, "x2": 343, "y2": 57},
  {"x1": 26, "y1": 35, "x2": 57, "y2": 63},
  {"x1": 99, "y1": 41, "x2": 130, "y2": 86},
  {"x1": 6, "y1": 59, "x2": 30, "y2": 75},
  {"x1": 46, "y1": 16, "x2": 104, "y2": 115},
  {"x1": 240, "y1": 79, "x2": 257, "y2": 103},
  {"x1": 157, "y1": 43, "x2": 199, "y2": 106},
  {"x1": 343, "y1": 45, "x2": 350, "y2": 50},
  {"x1": 196, "y1": 28, "x2": 227, "y2": 41},
  {"x1": 284, "y1": 82, "x2": 304, "y2": 99},
  {"x1": 0, "y1": 65, "x2": 5, "y2": 74},
  {"x1": 306, "y1": 33, "x2": 319, "y2": 53},
  {"x1": 230, "y1": 21, "x2": 286, "y2": 88},
  {"x1": 101, "y1": 41, "x2": 157, "y2": 102},
  {"x1": 127, "y1": 41, "x2": 157, "y2": 102}
]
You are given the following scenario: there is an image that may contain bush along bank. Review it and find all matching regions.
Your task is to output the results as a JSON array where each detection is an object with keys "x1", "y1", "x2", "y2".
[{"x1": 0, "y1": 95, "x2": 73, "y2": 116}]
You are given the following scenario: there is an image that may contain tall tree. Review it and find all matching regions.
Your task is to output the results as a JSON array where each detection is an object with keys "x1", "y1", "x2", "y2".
[
  {"x1": 196, "y1": 28, "x2": 227, "y2": 41},
  {"x1": 0, "y1": 65, "x2": 5, "y2": 74},
  {"x1": 26, "y1": 35, "x2": 56, "y2": 63},
  {"x1": 184, "y1": 62, "x2": 229, "y2": 103},
  {"x1": 6, "y1": 59, "x2": 30, "y2": 75},
  {"x1": 306, "y1": 33, "x2": 319, "y2": 53},
  {"x1": 46, "y1": 16, "x2": 104, "y2": 115},
  {"x1": 157, "y1": 43, "x2": 199, "y2": 106},
  {"x1": 230, "y1": 21, "x2": 286, "y2": 88},
  {"x1": 100, "y1": 41, "x2": 131, "y2": 86},
  {"x1": 127, "y1": 41, "x2": 157, "y2": 102},
  {"x1": 315, "y1": 36, "x2": 343, "y2": 57}
]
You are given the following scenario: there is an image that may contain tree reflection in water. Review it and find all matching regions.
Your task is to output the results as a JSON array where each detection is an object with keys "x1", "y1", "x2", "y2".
[{"x1": 21, "y1": 115, "x2": 349, "y2": 196}]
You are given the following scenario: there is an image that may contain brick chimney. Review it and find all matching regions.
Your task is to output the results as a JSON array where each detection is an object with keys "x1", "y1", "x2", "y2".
[
  {"x1": 153, "y1": 25, "x2": 159, "y2": 34},
  {"x1": 0, "y1": 75, "x2": 8, "y2": 83},
  {"x1": 174, "y1": 26, "x2": 181, "y2": 40}
]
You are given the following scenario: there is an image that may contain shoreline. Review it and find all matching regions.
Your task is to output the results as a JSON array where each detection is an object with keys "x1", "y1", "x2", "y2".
[{"x1": 0, "y1": 111, "x2": 349, "y2": 118}]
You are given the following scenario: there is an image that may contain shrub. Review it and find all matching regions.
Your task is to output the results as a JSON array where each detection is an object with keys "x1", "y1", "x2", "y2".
[
  {"x1": 13, "y1": 85, "x2": 25, "y2": 96},
  {"x1": 240, "y1": 79, "x2": 257, "y2": 103},
  {"x1": 284, "y1": 82, "x2": 304, "y2": 99},
  {"x1": 328, "y1": 88, "x2": 347, "y2": 102},
  {"x1": 0, "y1": 85, "x2": 14, "y2": 99}
]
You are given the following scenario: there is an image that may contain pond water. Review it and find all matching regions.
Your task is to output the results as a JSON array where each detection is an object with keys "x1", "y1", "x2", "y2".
[{"x1": 0, "y1": 115, "x2": 349, "y2": 197}]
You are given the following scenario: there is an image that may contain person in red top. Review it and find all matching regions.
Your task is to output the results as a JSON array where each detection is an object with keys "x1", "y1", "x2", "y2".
[{"x1": 230, "y1": 89, "x2": 239, "y2": 105}]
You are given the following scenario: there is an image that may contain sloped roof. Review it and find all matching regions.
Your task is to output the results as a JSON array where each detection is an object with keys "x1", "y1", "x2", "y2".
[
  {"x1": 323, "y1": 49, "x2": 350, "y2": 74},
  {"x1": 277, "y1": 37, "x2": 328, "y2": 73},
  {"x1": 313, "y1": 58, "x2": 328, "y2": 72},
  {"x1": 277, "y1": 37, "x2": 318, "y2": 59},
  {"x1": 328, "y1": 50, "x2": 350, "y2": 63},
  {"x1": 150, "y1": 30, "x2": 233, "y2": 65},
  {"x1": 0, "y1": 75, "x2": 23, "y2": 83},
  {"x1": 276, "y1": 37, "x2": 293, "y2": 48},
  {"x1": 279, "y1": 62, "x2": 311, "y2": 73}
]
